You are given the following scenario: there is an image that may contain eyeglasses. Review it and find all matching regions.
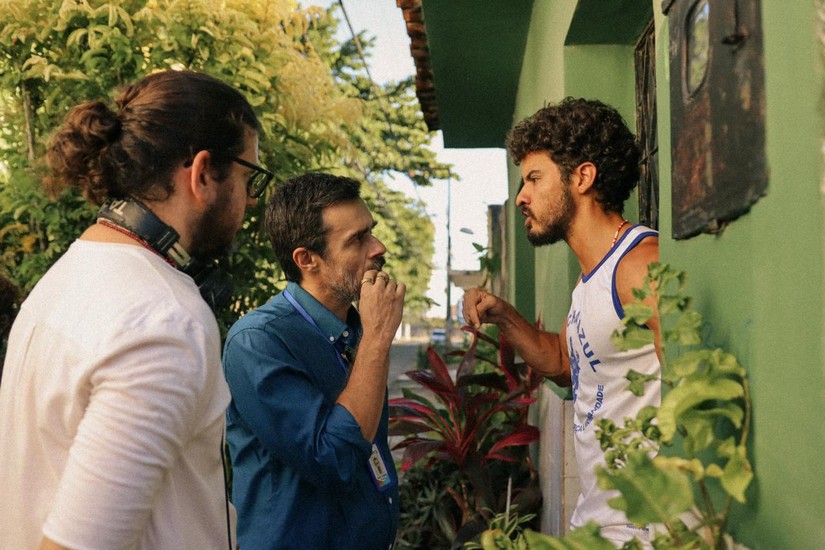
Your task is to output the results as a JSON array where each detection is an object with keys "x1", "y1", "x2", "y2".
[{"x1": 230, "y1": 156, "x2": 274, "y2": 198}]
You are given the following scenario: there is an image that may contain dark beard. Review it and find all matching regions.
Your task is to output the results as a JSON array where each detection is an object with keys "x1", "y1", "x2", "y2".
[
  {"x1": 525, "y1": 186, "x2": 575, "y2": 247},
  {"x1": 189, "y1": 194, "x2": 236, "y2": 259},
  {"x1": 330, "y1": 271, "x2": 360, "y2": 304},
  {"x1": 329, "y1": 256, "x2": 386, "y2": 304},
  {"x1": 527, "y1": 224, "x2": 567, "y2": 246}
]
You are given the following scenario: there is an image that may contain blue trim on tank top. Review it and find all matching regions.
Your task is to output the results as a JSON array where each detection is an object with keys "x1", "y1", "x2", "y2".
[
  {"x1": 611, "y1": 229, "x2": 659, "y2": 320},
  {"x1": 581, "y1": 224, "x2": 643, "y2": 284}
]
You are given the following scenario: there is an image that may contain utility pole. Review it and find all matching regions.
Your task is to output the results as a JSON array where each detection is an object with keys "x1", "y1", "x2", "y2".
[{"x1": 445, "y1": 177, "x2": 452, "y2": 348}]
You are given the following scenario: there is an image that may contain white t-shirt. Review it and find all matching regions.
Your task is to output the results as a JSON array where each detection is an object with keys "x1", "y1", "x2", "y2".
[
  {"x1": 566, "y1": 225, "x2": 660, "y2": 545},
  {"x1": 0, "y1": 240, "x2": 234, "y2": 549}
]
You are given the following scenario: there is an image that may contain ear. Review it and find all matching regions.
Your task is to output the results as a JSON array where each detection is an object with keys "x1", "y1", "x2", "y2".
[
  {"x1": 572, "y1": 162, "x2": 597, "y2": 195},
  {"x1": 292, "y1": 247, "x2": 319, "y2": 275},
  {"x1": 185, "y1": 150, "x2": 217, "y2": 206}
]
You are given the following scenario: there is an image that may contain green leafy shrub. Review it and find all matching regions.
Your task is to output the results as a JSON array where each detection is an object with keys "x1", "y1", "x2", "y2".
[{"x1": 390, "y1": 327, "x2": 543, "y2": 545}]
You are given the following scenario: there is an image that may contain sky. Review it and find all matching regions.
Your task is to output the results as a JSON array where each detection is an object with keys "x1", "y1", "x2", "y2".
[{"x1": 305, "y1": 0, "x2": 510, "y2": 319}]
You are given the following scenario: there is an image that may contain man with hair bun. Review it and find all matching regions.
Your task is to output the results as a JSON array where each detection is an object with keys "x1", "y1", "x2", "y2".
[
  {"x1": 463, "y1": 98, "x2": 661, "y2": 547},
  {"x1": 0, "y1": 70, "x2": 270, "y2": 549}
]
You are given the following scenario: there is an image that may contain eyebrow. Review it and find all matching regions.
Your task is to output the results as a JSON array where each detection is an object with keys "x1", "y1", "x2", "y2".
[
  {"x1": 345, "y1": 220, "x2": 378, "y2": 244},
  {"x1": 525, "y1": 169, "x2": 542, "y2": 180}
]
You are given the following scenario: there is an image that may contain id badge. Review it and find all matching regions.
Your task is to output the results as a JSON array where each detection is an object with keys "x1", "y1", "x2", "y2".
[{"x1": 368, "y1": 443, "x2": 394, "y2": 492}]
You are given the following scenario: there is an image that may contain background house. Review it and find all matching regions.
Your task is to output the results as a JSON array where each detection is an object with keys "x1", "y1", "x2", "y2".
[{"x1": 397, "y1": 1, "x2": 824, "y2": 548}]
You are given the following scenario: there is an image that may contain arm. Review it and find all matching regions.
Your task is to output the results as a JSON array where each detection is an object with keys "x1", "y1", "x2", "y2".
[
  {"x1": 337, "y1": 270, "x2": 405, "y2": 441},
  {"x1": 462, "y1": 288, "x2": 570, "y2": 385},
  {"x1": 615, "y1": 236, "x2": 662, "y2": 360},
  {"x1": 223, "y1": 275, "x2": 404, "y2": 489},
  {"x1": 41, "y1": 318, "x2": 212, "y2": 549}
]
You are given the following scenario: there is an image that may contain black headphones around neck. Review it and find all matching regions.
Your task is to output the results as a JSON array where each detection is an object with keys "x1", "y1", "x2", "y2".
[{"x1": 97, "y1": 198, "x2": 234, "y2": 311}]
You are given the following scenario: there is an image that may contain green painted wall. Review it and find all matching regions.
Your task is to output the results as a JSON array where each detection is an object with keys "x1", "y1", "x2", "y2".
[
  {"x1": 507, "y1": 0, "x2": 578, "y2": 330},
  {"x1": 509, "y1": 0, "x2": 825, "y2": 547},
  {"x1": 653, "y1": 2, "x2": 825, "y2": 547}
]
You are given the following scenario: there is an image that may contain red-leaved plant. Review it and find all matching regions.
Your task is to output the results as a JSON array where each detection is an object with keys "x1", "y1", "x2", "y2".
[{"x1": 389, "y1": 326, "x2": 543, "y2": 533}]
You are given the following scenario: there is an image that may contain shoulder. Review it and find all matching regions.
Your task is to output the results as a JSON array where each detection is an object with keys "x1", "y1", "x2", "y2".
[
  {"x1": 227, "y1": 296, "x2": 293, "y2": 339},
  {"x1": 223, "y1": 297, "x2": 305, "y2": 362},
  {"x1": 615, "y1": 233, "x2": 658, "y2": 302}
]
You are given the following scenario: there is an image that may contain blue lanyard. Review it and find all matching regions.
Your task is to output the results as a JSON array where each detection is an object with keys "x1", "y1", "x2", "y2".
[{"x1": 283, "y1": 289, "x2": 349, "y2": 377}]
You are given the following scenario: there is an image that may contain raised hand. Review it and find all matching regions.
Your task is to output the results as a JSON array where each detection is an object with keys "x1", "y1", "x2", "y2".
[
  {"x1": 462, "y1": 287, "x2": 510, "y2": 327},
  {"x1": 358, "y1": 269, "x2": 405, "y2": 345}
]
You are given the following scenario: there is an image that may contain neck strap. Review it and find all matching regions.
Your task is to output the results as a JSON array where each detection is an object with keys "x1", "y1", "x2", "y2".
[
  {"x1": 283, "y1": 289, "x2": 349, "y2": 377},
  {"x1": 98, "y1": 198, "x2": 193, "y2": 270},
  {"x1": 97, "y1": 197, "x2": 234, "y2": 310}
]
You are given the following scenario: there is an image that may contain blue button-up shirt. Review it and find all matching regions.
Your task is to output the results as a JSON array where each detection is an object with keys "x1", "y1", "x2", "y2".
[{"x1": 223, "y1": 282, "x2": 398, "y2": 550}]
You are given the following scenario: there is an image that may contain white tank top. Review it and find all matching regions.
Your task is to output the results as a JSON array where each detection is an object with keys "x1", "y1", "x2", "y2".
[{"x1": 566, "y1": 225, "x2": 660, "y2": 543}]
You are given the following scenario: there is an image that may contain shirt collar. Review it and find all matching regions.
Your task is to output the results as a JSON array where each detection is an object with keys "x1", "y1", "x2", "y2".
[{"x1": 285, "y1": 281, "x2": 361, "y2": 348}]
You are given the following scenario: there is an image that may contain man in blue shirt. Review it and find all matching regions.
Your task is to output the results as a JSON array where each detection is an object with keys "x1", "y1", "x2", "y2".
[{"x1": 223, "y1": 173, "x2": 404, "y2": 550}]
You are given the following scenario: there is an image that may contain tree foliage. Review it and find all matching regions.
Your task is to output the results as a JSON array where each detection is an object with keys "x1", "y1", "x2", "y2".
[{"x1": 0, "y1": 0, "x2": 447, "y2": 337}]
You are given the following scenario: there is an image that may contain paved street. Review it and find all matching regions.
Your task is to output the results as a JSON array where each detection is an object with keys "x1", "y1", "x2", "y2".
[{"x1": 388, "y1": 338, "x2": 426, "y2": 399}]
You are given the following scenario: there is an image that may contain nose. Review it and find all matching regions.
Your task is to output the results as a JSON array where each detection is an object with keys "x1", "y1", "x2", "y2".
[
  {"x1": 371, "y1": 235, "x2": 387, "y2": 258},
  {"x1": 516, "y1": 185, "x2": 528, "y2": 207}
]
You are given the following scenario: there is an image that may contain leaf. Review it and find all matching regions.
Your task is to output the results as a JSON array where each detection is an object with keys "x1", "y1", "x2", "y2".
[
  {"x1": 388, "y1": 419, "x2": 433, "y2": 436},
  {"x1": 683, "y1": 402, "x2": 744, "y2": 452},
  {"x1": 721, "y1": 447, "x2": 753, "y2": 503},
  {"x1": 652, "y1": 456, "x2": 705, "y2": 479},
  {"x1": 707, "y1": 348, "x2": 746, "y2": 377},
  {"x1": 497, "y1": 331, "x2": 519, "y2": 390},
  {"x1": 705, "y1": 464, "x2": 724, "y2": 478},
  {"x1": 426, "y1": 346, "x2": 457, "y2": 392},
  {"x1": 669, "y1": 350, "x2": 708, "y2": 378},
  {"x1": 462, "y1": 324, "x2": 500, "y2": 347},
  {"x1": 612, "y1": 323, "x2": 654, "y2": 351},
  {"x1": 623, "y1": 303, "x2": 654, "y2": 325},
  {"x1": 625, "y1": 369, "x2": 658, "y2": 397},
  {"x1": 406, "y1": 368, "x2": 458, "y2": 407},
  {"x1": 455, "y1": 330, "x2": 479, "y2": 381},
  {"x1": 457, "y1": 372, "x2": 509, "y2": 393},
  {"x1": 522, "y1": 522, "x2": 618, "y2": 549},
  {"x1": 664, "y1": 310, "x2": 702, "y2": 346},
  {"x1": 679, "y1": 410, "x2": 716, "y2": 455},
  {"x1": 400, "y1": 440, "x2": 443, "y2": 471},
  {"x1": 716, "y1": 437, "x2": 737, "y2": 459},
  {"x1": 484, "y1": 425, "x2": 540, "y2": 458},
  {"x1": 657, "y1": 378, "x2": 744, "y2": 442},
  {"x1": 597, "y1": 453, "x2": 694, "y2": 525}
]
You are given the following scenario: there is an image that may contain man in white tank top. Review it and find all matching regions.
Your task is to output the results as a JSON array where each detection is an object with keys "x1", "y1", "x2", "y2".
[{"x1": 462, "y1": 98, "x2": 661, "y2": 547}]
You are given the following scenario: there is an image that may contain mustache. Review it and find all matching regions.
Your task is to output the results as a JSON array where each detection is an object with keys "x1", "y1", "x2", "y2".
[
  {"x1": 372, "y1": 256, "x2": 386, "y2": 270},
  {"x1": 520, "y1": 207, "x2": 532, "y2": 218}
]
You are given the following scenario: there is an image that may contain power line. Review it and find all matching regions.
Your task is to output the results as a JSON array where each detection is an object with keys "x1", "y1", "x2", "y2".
[{"x1": 336, "y1": 0, "x2": 426, "y2": 207}]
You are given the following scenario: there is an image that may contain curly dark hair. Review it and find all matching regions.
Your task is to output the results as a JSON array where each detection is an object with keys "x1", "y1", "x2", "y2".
[
  {"x1": 506, "y1": 97, "x2": 641, "y2": 214},
  {"x1": 265, "y1": 173, "x2": 362, "y2": 282}
]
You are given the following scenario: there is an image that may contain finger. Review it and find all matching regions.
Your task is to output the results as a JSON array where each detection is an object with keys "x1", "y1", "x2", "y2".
[
  {"x1": 361, "y1": 269, "x2": 379, "y2": 286},
  {"x1": 463, "y1": 293, "x2": 481, "y2": 327}
]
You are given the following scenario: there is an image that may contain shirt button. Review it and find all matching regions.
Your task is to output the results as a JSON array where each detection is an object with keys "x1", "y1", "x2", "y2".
[
  {"x1": 389, "y1": 497, "x2": 393, "y2": 504},
  {"x1": 343, "y1": 330, "x2": 349, "y2": 337},
  {"x1": 328, "y1": 336, "x2": 335, "y2": 342}
]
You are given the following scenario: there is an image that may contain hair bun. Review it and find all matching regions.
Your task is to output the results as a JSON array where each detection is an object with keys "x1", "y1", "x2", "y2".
[{"x1": 80, "y1": 100, "x2": 122, "y2": 143}]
